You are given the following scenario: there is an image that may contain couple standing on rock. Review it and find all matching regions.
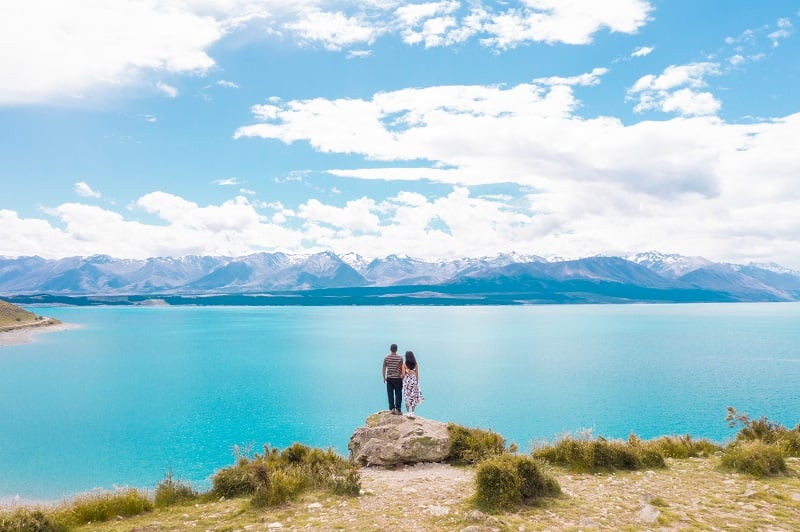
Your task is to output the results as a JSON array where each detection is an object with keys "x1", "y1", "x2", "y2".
[{"x1": 381, "y1": 343, "x2": 424, "y2": 417}]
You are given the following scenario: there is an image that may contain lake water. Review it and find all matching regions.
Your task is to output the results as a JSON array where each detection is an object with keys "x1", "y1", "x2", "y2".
[{"x1": 2, "y1": 303, "x2": 799, "y2": 501}]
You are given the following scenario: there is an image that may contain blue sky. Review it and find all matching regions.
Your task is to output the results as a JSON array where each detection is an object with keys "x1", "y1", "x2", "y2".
[{"x1": 1, "y1": 1, "x2": 799, "y2": 268}]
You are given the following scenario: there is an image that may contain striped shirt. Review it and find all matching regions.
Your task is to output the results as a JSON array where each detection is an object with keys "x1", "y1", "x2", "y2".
[{"x1": 383, "y1": 353, "x2": 403, "y2": 379}]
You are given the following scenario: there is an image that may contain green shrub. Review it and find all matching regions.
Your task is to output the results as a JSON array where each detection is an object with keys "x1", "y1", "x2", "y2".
[
  {"x1": 721, "y1": 440, "x2": 787, "y2": 478},
  {"x1": 533, "y1": 434, "x2": 665, "y2": 473},
  {"x1": 473, "y1": 457, "x2": 520, "y2": 512},
  {"x1": 473, "y1": 454, "x2": 560, "y2": 512},
  {"x1": 447, "y1": 423, "x2": 515, "y2": 465},
  {"x1": 331, "y1": 464, "x2": 362, "y2": 497},
  {"x1": 636, "y1": 434, "x2": 721, "y2": 458},
  {"x1": 726, "y1": 407, "x2": 800, "y2": 458},
  {"x1": 212, "y1": 462, "x2": 255, "y2": 498},
  {"x1": 0, "y1": 507, "x2": 65, "y2": 532},
  {"x1": 154, "y1": 471, "x2": 199, "y2": 508},
  {"x1": 211, "y1": 442, "x2": 360, "y2": 507},
  {"x1": 66, "y1": 488, "x2": 152, "y2": 525},
  {"x1": 726, "y1": 407, "x2": 784, "y2": 444},
  {"x1": 779, "y1": 428, "x2": 800, "y2": 457},
  {"x1": 513, "y1": 455, "x2": 561, "y2": 500}
]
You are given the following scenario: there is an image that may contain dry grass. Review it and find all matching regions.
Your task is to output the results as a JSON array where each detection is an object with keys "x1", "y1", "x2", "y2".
[
  {"x1": 0, "y1": 299, "x2": 37, "y2": 328},
  {"x1": 35, "y1": 457, "x2": 800, "y2": 531},
  {"x1": 0, "y1": 299, "x2": 60, "y2": 332}
]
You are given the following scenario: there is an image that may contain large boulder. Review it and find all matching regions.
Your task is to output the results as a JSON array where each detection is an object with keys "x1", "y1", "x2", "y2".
[{"x1": 349, "y1": 412, "x2": 450, "y2": 466}]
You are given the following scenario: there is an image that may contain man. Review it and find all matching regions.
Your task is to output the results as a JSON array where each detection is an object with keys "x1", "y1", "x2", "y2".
[{"x1": 382, "y1": 343, "x2": 404, "y2": 415}]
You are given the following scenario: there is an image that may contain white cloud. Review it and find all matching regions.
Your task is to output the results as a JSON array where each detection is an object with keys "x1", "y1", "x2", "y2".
[
  {"x1": 284, "y1": 8, "x2": 381, "y2": 51},
  {"x1": 628, "y1": 62, "x2": 721, "y2": 116},
  {"x1": 74, "y1": 182, "x2": 101, "y2": 199},
  {"x1": 395, "y1": 1, "x2": 459, "y2": 27},
  {"x1": 226, "y1": 77, "x2": 800, "y2": 267},
  {"x1": 533, "y1": 67, "x2": 609, "y2": 86},
  {"x1": 156, "y1": 81, "x2": 178, "y2": 98},
  {"x1": 213, "y1": 177, "x2": 241, "y2": 186},
  {"x1": 631, "y1": 45, "x2": 654, "y2": 57},
  {"x1": 0, "y1": 0, "x2": 221, "y2": 105},
  {"x1": 480, "y1": 0, "x2": 653, "y2": 48},
  {"x1": 659, "y1": 88, "x2": 721, "y2": 116},
  {"x1": 346, "y1": 49, "x2": 373, "y2": 59},
  {"x1": 768, "y1": 17, "x2": 792, "y2": 46},
  {"x1": 0, "y1": 0, "x2": 658, "y2": 105},
  {"x1": 216, "y1": 80, "x2": 240, "y2": 89}
]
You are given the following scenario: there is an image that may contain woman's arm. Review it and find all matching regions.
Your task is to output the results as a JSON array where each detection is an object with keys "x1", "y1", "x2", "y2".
[{"x1": 401, "y1": 363, "x2": 407, "y2": 378}]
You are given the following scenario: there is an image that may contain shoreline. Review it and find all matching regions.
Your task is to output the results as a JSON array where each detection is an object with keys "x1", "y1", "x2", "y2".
[{"x1": 0, "y1": 320, "x2": 75, "y2": 347}]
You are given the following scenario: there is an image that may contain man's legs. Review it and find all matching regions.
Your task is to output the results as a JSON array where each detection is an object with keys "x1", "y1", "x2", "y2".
[
  {"x1": 386, "y1": 379, "x2": 396, "y2": 411},
  {"x1": 391, "y1": 378, "x2": 403, "y2": 413},
  {"x1": 387, "y1": 378, "x2": 403, "y2": 413}
]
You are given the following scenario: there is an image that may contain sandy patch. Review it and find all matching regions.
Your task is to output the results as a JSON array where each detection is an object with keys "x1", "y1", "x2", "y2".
[{"x1": 0, "y1": 323, "x2": 76, "y2": 347}]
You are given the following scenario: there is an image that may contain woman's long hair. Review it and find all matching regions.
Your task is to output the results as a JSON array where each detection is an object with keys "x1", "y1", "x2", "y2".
[{"x1": 405, "y1": 351, "x2": 417, "y2": 370}]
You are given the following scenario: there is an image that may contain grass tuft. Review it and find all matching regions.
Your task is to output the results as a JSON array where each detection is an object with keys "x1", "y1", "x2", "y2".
[
  {"x1": 154, "y1": 470, "x2": 199, "y2": 508},
  {"x1": 64, "y1": 488, "x2": 153, "y2": 525},
  {"x1": 533, "y1": 433, "x2": 666, "y2": 473},
  {"x1": 447, "y1": 423, "x2": 516, "y2": 465},
  {"x1": 633, "y1": 434, "x2": 722, "y2": 458},
  {"x1": 0, "y1": 507, "x2": 66, "y2": 532},
  {"x1": 472, "y1": 453, "x2": 560, "y2": 512},
  {"x1": 211, "y1": 442, "x2": 360, "y2": 507},
  {"x1": 720, "y1": 440, "x2": 787, "y2": 478}
]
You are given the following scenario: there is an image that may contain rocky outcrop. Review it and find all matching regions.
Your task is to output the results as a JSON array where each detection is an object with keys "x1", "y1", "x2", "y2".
[{"x1": 348, "y1": 412, "x2": 450, "y2": 466}]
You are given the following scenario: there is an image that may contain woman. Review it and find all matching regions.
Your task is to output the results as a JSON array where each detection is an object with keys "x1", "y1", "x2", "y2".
[{"x1": 401, "y1": 350, "x2": 424, "y2": 417}]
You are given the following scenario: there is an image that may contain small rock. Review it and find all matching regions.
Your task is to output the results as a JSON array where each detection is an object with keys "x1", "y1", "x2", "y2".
[
  {"x1": 637, "y1": 504, "x2": 660, "y2": 524},
  {"x1": 743, "y1": 489, "x2": 758, "y2": 497},
  {"x1": 427, "y1": 505, "x2": 449, "y2": 516},
  {"x1": 307, "y1": 502, "x2": 323, "y2": 509},
  {"x1": 579, "y1": 517, "x2": 599, "y2": 527},
  {"x1": 791, "y1": 492, "x2": 800, "y2": 501},
  {"x1": 463, "y1": 509, "x2": 486, "y2": 522},
  {"x1": 644, "y1": 470, "x2": 656, "y2": 478},
  {"x1": 267, "y1": 522, "x2": 283, "y2": 529}
]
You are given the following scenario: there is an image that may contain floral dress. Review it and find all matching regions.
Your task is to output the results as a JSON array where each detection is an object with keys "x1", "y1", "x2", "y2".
[{"x1": 403, "y1": 366, "x2": 424, "y2": 410}]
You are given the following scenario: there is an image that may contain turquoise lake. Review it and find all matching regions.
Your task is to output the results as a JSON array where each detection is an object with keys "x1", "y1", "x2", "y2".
[{"x1": 2, "y1": 303, "x2": 800, "y2": 501}]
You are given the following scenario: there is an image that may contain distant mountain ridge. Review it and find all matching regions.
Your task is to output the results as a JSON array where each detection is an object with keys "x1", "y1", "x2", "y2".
[{"x1": 1, "y1": 251, "x2": 799, "y2": 303}]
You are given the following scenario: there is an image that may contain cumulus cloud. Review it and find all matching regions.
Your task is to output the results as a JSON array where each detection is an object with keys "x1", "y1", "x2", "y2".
[
  {"x1": 235, "y1": 75, "x2": 732, "y2": 197},
  {"x1": 74, "y1": 182, "x2": 101, "y2": 199},
  {"x1": 0, "y1": 0, "x2": 221, "y2": 104},
  {"x1": 628, "y1": 62, "x2": 722, "y2": 116},
  {"x1": 480, "y1": 0, "x2": 653, "y2": 48},
  {"x1": 227, "y1": 75, "x2": 800, "y2": 267},
  {"x1": 0, "y1": 0, "x2": 657, "y2": 105},
  {"x1": 284, "y1": 8, "x2": 381, "y2": 50}
]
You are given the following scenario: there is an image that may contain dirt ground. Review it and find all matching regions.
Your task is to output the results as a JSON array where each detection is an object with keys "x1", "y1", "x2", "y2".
[{"x1": 74, "y1": 457, "x2": 800, "y2": 531}]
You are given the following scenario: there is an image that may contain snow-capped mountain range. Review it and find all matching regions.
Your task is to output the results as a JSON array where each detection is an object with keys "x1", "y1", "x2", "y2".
[{"x1": 1, "y1": 251, "x2": 799, "y2": 303}]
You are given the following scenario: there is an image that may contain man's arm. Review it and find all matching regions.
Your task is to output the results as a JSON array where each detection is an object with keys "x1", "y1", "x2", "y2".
[{"x1": 382, "y1": 358, "x2": 387, "y2": 382}]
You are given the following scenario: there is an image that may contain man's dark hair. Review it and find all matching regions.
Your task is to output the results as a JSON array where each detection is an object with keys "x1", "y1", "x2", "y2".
[{"x1": 390, "y1": 343, "x2": 398, "y2": 352}]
